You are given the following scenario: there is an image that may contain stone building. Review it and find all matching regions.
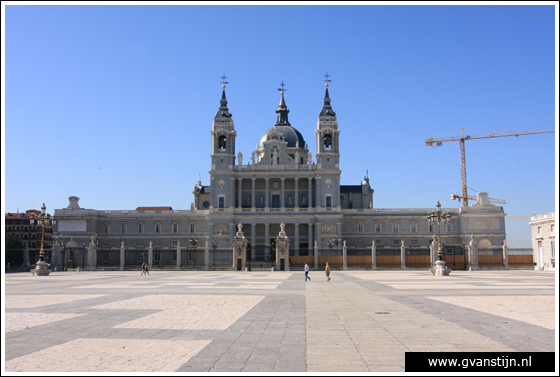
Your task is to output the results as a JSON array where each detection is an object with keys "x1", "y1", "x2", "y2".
[
  {"x1": 530, "y1": 212, "x2": 556, "y2": 270},
  {"x1": 5, "y1": 209, "x2": 54, "y2": 266},
  {"x1": 52, "y1": 83, "x2": 507, "y2": 270}
]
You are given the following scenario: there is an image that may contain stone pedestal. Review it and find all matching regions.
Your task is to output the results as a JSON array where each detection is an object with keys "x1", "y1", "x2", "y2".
[
  {"x1": 342, "y1": 241, "x2": 347, "y2": 270},
  {"x1": 31, "y1": 260, "x2": 51, "y2": 276},
  {"x1": 232, "y1": 223, "x2": 247, "y2": 271},
  {"x1": 429, "y1": 259, "x2": 451, "y2": 276},
  {"x1": 275, "y1": 223, "x2": 290, "y2": 271}
]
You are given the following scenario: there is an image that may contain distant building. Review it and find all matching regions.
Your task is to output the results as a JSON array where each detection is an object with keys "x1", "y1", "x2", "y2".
[
  {"x1": 52, "y1": 83, "x2": 507, "y2": 270},
  {"x1": 530, "y1": 212, "x2": 556, "y2": 270},
  {"x1": 5, "y1": 210, "x2": 55, "y2": 265}
]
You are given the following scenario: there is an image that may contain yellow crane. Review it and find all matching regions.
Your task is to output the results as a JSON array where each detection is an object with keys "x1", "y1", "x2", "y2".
[{"x1": 426, "y1": 128, "x2": 555, "y2": 207}]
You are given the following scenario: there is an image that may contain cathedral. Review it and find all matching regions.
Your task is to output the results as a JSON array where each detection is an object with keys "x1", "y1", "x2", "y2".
[{"x1": 52, "y1": 80, "x2": 507, "y2": 271}]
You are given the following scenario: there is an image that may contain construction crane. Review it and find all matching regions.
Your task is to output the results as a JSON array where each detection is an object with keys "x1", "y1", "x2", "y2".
[
  {"x1": 426, "y1": 128, "x2": 555, "y2": 207},
  {"x1": 451, "y1": 194, "x2": 506, "y2": 204}
]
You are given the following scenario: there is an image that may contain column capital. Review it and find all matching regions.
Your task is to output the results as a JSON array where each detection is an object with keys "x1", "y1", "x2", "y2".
[
  {"x1": 251, "y1": 177, "x2": 256, "y2": 181},
  {"x1": 281, "y1": 177, "x2": 285, "y2": 181},
  {"x1": 265, "y1": 177, "x2": 270, "y2": 181}
]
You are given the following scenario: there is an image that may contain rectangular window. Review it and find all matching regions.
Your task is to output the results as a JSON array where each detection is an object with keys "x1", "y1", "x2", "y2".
[
  {"x1": 104, "y1": 224, "x2": 110, "y2": 234},
  {"x1": 103, "y1": 252, "x2": 109, "y2": 263},
  {"x1": 537, "y1": 226, "x2": 541, "y2": 233},
  {"x1": 171, "y1": 252, "x2": 177, "y2": 261},
  {"x1": 138, "y1": 223, "x2": 144, "y2": 233},
  {"x1": 190, "y1": 223, "x2": 195, "y2": 233},
  {"x1": 376, "y1": 240, "x2": 381, "y2": 245},
  {"x1": 446, "y1": 223, "x2": 452, "y2": 232},
  {"x1": 393, "y1": 222, "x2": 399, "y2": 232},
  {"x1": 218, "y1": 196, "x2": 225, "y2": 209},
  {"x1": 411, "y1": 239, "x2": 417, "y2": 244},
  {"x1": 137, "y1": 252, "x2": 143, "y2": 262},
  {"x1": 155, "y1": 223, "x2": 161, "y2": 233},
  {"x1": 326, "y1": 196, "x2": 332, "y2": 208},
  {"x1": 551, "y1": 224, "x2": 555, "y2": 232},
  {"x1": 357, "y1": 222, "x2": 364, "y2": 232},
  {"x1": 173, "y1": 223, "x2": 178, "y2": 233},
  {"x1": 429, "y1": 224, "x2": 434, "y2": 232},
  {"x1": 393, "y1": 239, "x2": 399, "y2": 244},
  {"x1": 411, "y1": 222, "x2": 417, "y2": 232},
  {"x1": 550, "y1": 240, "x2": 555, "y2": 259},
  {"x1": 375, "y1": 223, "x2": 382, "y2": 232},
  {"x1": 121, "y1": 223, "x2": 127, "y2": 234},
  {"x1": 154, "y1": 252, "x2": 161, "y2": 262},
  {"x1": 189, "y1": 252, "x2": 194, "y2": 260}
]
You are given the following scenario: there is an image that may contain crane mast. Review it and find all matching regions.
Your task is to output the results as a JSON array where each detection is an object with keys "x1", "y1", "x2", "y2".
[{"x1": 426, "y1": 128, "x2": 555, "y2": 208}]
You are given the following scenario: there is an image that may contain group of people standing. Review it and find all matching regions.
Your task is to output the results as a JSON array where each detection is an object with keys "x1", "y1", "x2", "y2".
[
  {"x1": 304, "y1": 262, "x2": 330, "y2": 281},
  {"x1": 141, "y1": 262, "x2": 149, "y2": 276}
]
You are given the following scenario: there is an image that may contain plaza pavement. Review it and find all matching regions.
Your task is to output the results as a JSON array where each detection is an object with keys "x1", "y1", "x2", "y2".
[{"x1": 2, "y1": 269, "x2": 557, "y2": 373}]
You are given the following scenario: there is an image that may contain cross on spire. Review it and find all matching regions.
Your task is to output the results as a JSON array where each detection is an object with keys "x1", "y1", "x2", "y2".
[
  {"x1": 323, "y1": 72, "x2": 332, "y2": 87},
  {"x1": 278, "y1": 80, "x2": 287, "y2": 93},
  {"x1": 220, "y1": 74, "x2": 229, "y2": 88}
]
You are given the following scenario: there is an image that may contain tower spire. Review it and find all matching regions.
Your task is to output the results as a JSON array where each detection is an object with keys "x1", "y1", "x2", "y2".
[
  {"x1": 275, "y1": 80, "x2": 290, "y2": 125},
  {"x1": 320, "y1": 72, "x2": 336, "y2": 116},
  {"x1": 215, "y1": 75, "x2": 232, "y2": 118}
]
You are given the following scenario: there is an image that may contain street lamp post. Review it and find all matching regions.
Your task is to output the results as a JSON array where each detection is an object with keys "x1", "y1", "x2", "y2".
[
  {"x1": 427, "y1": 200, "x2": 452, "y2": 276},
  {"x1": 29, "y1": 203, "x2": 56, "y2": 276}
]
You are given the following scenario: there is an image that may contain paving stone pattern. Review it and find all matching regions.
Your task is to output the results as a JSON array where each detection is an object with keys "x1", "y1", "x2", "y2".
[{"x1": 3, "y1": 269, "x2": 555, "y2": 372}]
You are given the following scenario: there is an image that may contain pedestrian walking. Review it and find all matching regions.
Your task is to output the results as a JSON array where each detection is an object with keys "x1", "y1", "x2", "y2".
[
  {"x1": 141, "y1": 262, "x2": 147, "y2": 276},
  {"x1": 325, "y1": 262, "x2": 331, "y2": 281},
  {"x1": 304, "y1": 263, "x2": 311, "y2": 281},
  {"x1": 144, "y1": 263, "x2": 149, "y2": 275}
]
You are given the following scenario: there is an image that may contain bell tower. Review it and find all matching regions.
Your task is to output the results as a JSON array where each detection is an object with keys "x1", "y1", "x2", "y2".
[
  {"x1": 315, "y1": 73, "x2": 342, "y2": 211},
  {"x1": 315, "y1": 73, "x2": 340, "y2": 170},
  {"x1": 211, "y1": 76, "x2": 237, "y2": 170},
  {"x1": 209, "y1": 76, "x2": 237, "y2": 211}
]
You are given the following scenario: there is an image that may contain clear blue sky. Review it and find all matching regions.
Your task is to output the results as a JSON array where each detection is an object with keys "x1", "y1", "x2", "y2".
[{"x1": 2, "y1": 3, "x2": 557, "y2": 248}]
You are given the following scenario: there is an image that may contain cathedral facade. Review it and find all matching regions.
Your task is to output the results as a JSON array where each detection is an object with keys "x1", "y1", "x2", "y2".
[{"x1": 52, "y1": 83, "x2": 507, "y2": 270}]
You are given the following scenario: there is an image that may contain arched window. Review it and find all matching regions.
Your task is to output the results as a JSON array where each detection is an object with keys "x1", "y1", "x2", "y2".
[
  {"x1": 218, "y1": 135, "x2": 227, "y2": 150},
  {"x1": 324, "y1": 134, "x2": 332, "y2": 150}
]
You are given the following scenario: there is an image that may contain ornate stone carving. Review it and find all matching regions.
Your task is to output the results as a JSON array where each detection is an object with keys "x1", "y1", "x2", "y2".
[
  {"x1": 322, "y1": 223, "x2": 337, "y2": 235},
  {"x1": 214, "y1": 224, "x2": 228, "y2": 236}
]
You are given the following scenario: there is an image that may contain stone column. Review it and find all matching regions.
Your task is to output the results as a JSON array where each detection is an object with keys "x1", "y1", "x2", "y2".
[
  {"x1": 275, "y1": 223, "x2": 290, "y2": 271},
  {"x1": 502, "y1": 239, "x2": 509, "y2": 269},
  {"x1": 468, "y1": 235, "x2": 479, "y2": 270},
  {"x1": 148, "y1": 242, "x2": 153, "y2": 268},
  {"x1": 228, "y1": 224, "x2": 235, "y2": 249},
  {"x1": 294, "y1": 178, "x2": 299, "y2": 209},
  {"x1": 314, "y1": 240, "x2": 319, "y2": 270},
  {"x1": 176, "y1": 241, "x2": 181, "y2": 270},
  {"x1": 343, "y1": 240, "x2": 347, "y2": 270},
  {"x1": 264, "y1": 223, "x2": 270, "y2": 260},
  {"x1": 204, "y1": 240, "x2": 209, "y2": 271},
  {"x1": 232, "y1": 223, "x2": 248, "y2": 271},
  {"x1": 316, "y1": 177, "x2": 321, "y2": 209},
  {"x1": 281, "y1": 178, "x2": 285, "y2": 209},
  {"x1": 87, "y1": 241, "x2": 97, "y2": 270},
  {"x1": 24, "y1": 245, "x2": 29, "y2": 268},
  {"x1": 294, "y1": 223, "x2": 300, "y2": 256},
  {"x1": 251, "y1": 178, "x2": 256, "y2": 210},
  {"x1": 52, "y1": 238, "x2": 61, "y2": 268},
  {"x1": 308, "y1": 178, "x2": 312, "y2": 208},
  {"x1": 401, "y1": 240, "x2": 406, "y2": 269},
  {"x1": 308, "y1": 223, "x2": 313, "y2": 257},
  {"x1": 371, "y1": 240, "x2": 377, "y2": 269},
  {"x1": 265, "y1": 178, "x2": 269, "y2": 209},
  {"x1": 251, "y1": 224, "x2": 256, "y2": 261},
  {"x1": 238, "y1": 178, "x2": 242, "y2": 209},
  {"x1": 120, "y1": 241, "x2": 125, "y2": 271}
]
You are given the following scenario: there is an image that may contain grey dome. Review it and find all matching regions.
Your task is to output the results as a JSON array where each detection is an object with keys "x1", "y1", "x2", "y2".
[{"x1": 259, "y1": 125, "x2": 306, "y2": 149}]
